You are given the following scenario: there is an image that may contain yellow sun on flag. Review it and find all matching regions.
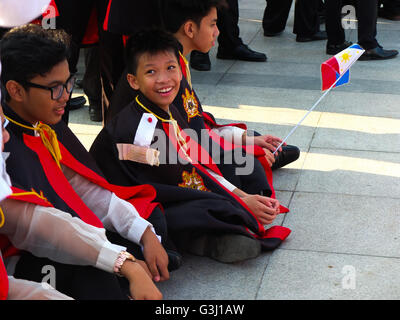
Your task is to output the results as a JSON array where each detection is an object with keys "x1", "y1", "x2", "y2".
[{"x1": 341, "y1": 52, "x2": 352, "y2": 64}]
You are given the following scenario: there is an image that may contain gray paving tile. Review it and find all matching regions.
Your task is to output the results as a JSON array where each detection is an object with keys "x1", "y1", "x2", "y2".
[
  {"x1": 257, "y1": 249, "x2": 400, "y2": 300},
  {"x1": 312, "y1": 113, "x2": 400, "y2": 152},
  {"x1": 281, "y1": 192, "x2": 400, "y2": 257},
  {"x1": 296, "y1": 148, "x2": 400, "y2": 198},
  {"x1": 157, "y1": 253, "x2": 272, "y2": 300},
  {"x1": 217, "y1": 73, "x2": 400, "y2": 95}
]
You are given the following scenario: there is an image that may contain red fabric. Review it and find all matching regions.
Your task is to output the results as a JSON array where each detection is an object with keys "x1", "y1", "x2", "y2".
[
  {"x1": 57, "y1": 143, "x2": 160, "y2": 220},
  {"x1": 48, "y1": 0, "x2": 59, "y2": 16},
  {"x1": 321, "y1": 57, "x2": 340, "y2": 91},
  {"x1": 82, "y1": 7, "x2": 99, "y2": 45},
  {"x1": 8, "y1": 187, "x2": 53, "y2": 207},
  {"x1": 122, "y1": 35, "x2": 130, "y2": 47},
  {"x1": 0, "y1": 187, "x2": 55, "y2": 259},
  {"x1": 163, "y1": 122, "x2": 271, "y2": 237},
  {"x1": 203, "y1": 112, "x2": 247, "y2": 131},
  {"x1": 24, "y1": 134, "x2": 104, "y2": 228},
  {"x1": 103, "y1": 0, "x2": 113, "y2": 31},
  {"x1": 0, "y1": 258, "x2": 8, "y2": 300},
  {"x1": 202, "y1": 118, "x2": 289, "y2": 213},
  {"x1": 250, "y1": 225, "x2": 291, "y2": 241},
  {"x1": 179, "y1": 55, "x2": 188, "y2": 81}
]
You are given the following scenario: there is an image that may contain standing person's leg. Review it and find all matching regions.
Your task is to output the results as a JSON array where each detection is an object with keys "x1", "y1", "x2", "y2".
[
  {"x1": 294, "y1": 0, "x2": 327, "y2": 42},
  {"x1": 96, "y1": 0, "x2": 125, "y2": 123},
  {"x1": 356, "y1": 0, "x2": 379, "y2": 50},
  {"x1": 216, "y1": 0, "x2": 242, "y2": 52},
  {"x1": 82, "y1": 46, "x2": 103, "y2": 122},
  {"x1": 325, "y1": 0, "x2": 345, "y2": 45},
  {"x1": 325, "y1": 0, "x2": 353, "y2": 54},
  {"x1": 262, "y1": 0, "x2": 293, "y2": 36},
  {"x1": 191, "y1": 0, "x2": 267, "y2": 71},
  {"x1": 216, "y1": 0, "x2": 267, "y2": 62},
  {"x1": 55, "y1": 0, "x2": 93, "y2": 124},
  {"x1": 357, "y1": 0, "x2": 398, "y2": 60}
]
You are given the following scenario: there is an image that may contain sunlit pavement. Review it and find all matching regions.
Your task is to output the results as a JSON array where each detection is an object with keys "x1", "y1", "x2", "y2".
[{"x1": 70, "y1": 0, "x2": 400, "y2": 300}]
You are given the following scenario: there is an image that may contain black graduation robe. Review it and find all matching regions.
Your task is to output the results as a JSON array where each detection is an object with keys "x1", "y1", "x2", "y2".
[
  {"x1": 90, "y1": 92, "x2": 291, "y2": 251},
  {"x1": 0, "y1": 104, "x2": 161, "y2": 259}
]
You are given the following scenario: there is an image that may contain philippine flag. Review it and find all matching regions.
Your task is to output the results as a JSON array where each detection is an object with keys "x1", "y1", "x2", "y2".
[{"x1": 321, "y1": 44, "x2": 365, "y2": 91}]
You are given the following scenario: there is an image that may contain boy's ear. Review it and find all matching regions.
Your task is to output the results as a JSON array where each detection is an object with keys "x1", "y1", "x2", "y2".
[
  {"x1": 5, "y1": 80, "x2": 25, "y2": 103},
  {"x1": 182, "y1": 20, "x2": 196, "y2": 39},
  {"x1": 127, "y1": 73, "x2": 140, "y2": 90}
]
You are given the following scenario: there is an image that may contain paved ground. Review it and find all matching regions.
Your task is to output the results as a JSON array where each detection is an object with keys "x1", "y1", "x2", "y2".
[{"x1": 69, "y1": 0, "x2": 400, "y2": 300}]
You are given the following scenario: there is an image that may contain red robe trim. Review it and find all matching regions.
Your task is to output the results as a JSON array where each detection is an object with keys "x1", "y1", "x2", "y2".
[
  {"x1": 0, "y1": 257, "x2": 8, "y2": 300},
  {"x1": 202, "y1": 115, "x2": 289, "y2": 214},
  {"x1": 162, "y1": 122, "x2": 291, "y2": 240},
  {"x1": 82, "y1": 7, "x2": 99, "y2": 46},
  {"x1": 103, "y1": 0, "x2": 113, "y2": 31}
]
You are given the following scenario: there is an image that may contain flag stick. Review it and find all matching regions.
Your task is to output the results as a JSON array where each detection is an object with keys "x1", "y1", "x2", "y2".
[{"x1": 273, "y1": 65, "x2": 353, "y2": 155}]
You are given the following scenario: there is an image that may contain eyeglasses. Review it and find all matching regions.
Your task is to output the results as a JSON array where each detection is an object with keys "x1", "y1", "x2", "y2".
[{"x1": 22, "y1": 75, "x2": 76, "y2": 100}]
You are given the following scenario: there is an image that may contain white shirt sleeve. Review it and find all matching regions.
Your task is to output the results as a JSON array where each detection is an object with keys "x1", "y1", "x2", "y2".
[
  {"x1": 205, "y1": 169, "x2": 237, "y2": 192},
  {"x1": 212, "y1": 126, "x2": 246, "y2": 144},
  {"x1": 62, "y1": 165, "x2": 155, "y2": 245},
  {"x1": 0, "y1": 198, "x2": 125, "y2": 274},
  {"x1": 7, "y1": 276, "x2": 74, "y2": 300}
]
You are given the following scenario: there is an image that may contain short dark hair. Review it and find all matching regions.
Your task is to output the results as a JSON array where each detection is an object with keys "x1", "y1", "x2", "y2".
[
  {"x1": 126, "y1": 29, "x2": 181, "y2": 75},
  {"x1": 161, "y1": 0, "x2": 226, "y2": 34},
  {"x1": 0, "y1": 24, "x2": 70, "y2": 101}
]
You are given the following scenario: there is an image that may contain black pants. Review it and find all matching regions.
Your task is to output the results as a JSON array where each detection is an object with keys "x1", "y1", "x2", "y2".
[
  {"x1": 262, "y1": 0, "x2": 320, "y2": 36},
  {"x1": 325, "y1": 0, "x2": 379, "y2": 49},
  {"x1": 82, "y1": 46, "x2": 102, "y2": 109},
  {"x1": 55, "y1": 0, "x2": 125, "y2": 123},
  {"x1": 217, "y1": 0, "x2": 243, "y2": 51}
]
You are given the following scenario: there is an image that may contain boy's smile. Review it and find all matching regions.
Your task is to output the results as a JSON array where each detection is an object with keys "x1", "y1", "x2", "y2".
[{"x1": 128, "y1": 51, "x2": 182, "y2": 112}]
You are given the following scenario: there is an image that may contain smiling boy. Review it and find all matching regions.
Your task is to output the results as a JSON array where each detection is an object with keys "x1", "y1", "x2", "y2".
[{"x1": 91, "y1": 29, "x2": 291, "y2": 263}]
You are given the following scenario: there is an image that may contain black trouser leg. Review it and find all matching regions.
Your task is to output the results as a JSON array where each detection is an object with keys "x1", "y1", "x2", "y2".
[
  {"x1": 82, "y1": 47, "x2": 102, "y2": 109},
  {"x1": 293, "y1": 0, "x2": 320, "y2": 36},
  {"x1": 262, "y1": 0, "x2": 293, "y2": 33},
  {"x1": 325, "y1": 0, "x2": 346, "y2": 45},
  {"x1": 54, "y1": 0, "x2": 95, "y2": 125},
  {"x1": 96, "y1": 0, "x2": 125, "y2": 122},
  {"x1": 217, "y1": 0, "x2": 243, "y2": 51},
  {"x1": 14, "y1": 252, "x2": 127, "y2": 300},
  {"x1": 355, "y1": 0, "x2": 379, "y2": 49}
]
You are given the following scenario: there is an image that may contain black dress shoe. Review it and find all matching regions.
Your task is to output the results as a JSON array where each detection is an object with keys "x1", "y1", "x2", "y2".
[
  {"x1": 263, "y1": 29, "x2": 284, "y2": 37},
  {"x1": 358, "y1": 46, "x2": 399, "y2": 61},
  {"x1": 326, "y1": 40, "x2": 353, "y2": 55},
  {"x1": 190, "y1": 50, "x2": 211, "y2": 71},
  {"x1": 89, "y1": 105, "x2": 102, "y2": 122},
  {"x1": 271, "y1": 145, "x2": 300, "y2": 171},
  {"x1": 296, "y1": 31, "x2": 328, "y2": 42},
  {"x1": 217, "y1": 44, "x2": 267, "y2": 62},
  {"x1": 69, "y1": 96, "x2": 86, "y2": 110}
]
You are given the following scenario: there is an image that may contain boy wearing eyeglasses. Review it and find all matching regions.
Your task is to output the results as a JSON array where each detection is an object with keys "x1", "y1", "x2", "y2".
[{"x1": 0, "y1": 24, "x2": 174, "y2": 299}]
